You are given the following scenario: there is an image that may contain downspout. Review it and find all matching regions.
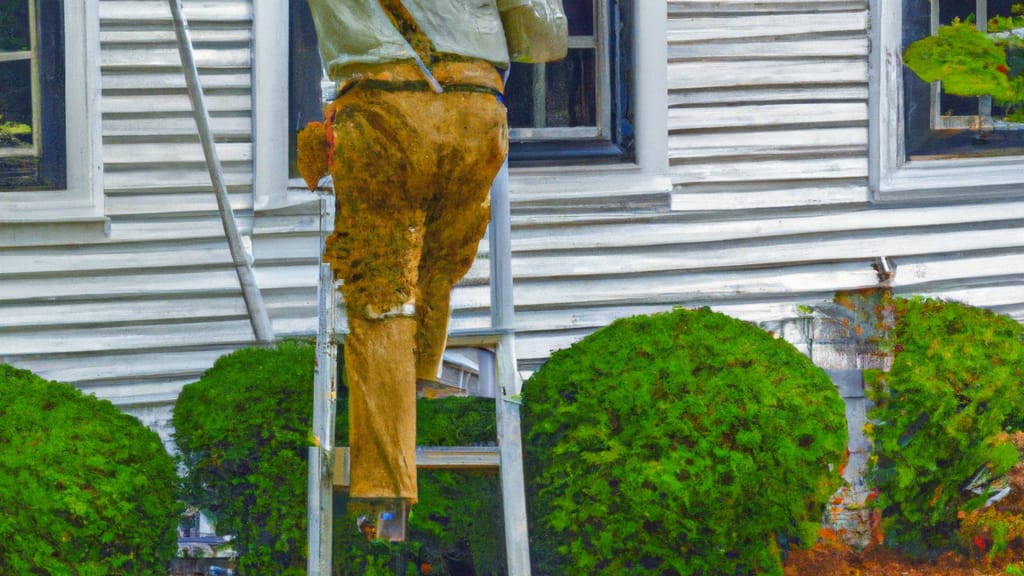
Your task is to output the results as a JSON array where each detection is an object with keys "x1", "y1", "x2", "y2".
[{"x1": 168, "y1": 0, "x2": 275, "y2": 344}]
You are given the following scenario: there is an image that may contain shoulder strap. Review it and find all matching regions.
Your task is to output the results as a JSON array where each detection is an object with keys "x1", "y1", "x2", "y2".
[{"x1": 376, "y1": 0, "x2": 434, "y2": 64}]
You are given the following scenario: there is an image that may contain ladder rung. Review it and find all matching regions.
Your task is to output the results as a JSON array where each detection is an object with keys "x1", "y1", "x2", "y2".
[
  {"x1": 446, "y1": 327, "x2": 515, "y2": 347},
  {"x1": 332, "y1": 446, "x2": 500, "y2": 489}
]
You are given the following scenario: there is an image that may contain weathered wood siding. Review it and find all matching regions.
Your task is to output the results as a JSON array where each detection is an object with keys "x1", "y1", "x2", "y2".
[{"x1": 0, "y1": 0, "x2": 267, "y2": 416}]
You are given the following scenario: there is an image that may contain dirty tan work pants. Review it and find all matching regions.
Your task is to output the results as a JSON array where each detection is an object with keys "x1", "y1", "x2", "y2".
[{"x1": 323, "y1": 61, "x2": 508, "y2": 502}]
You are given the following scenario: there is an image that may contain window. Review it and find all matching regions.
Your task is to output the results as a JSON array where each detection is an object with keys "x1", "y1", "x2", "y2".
[
  {"x1": 286, "y1": 0, "x2": 634, "y2": 174},
  {"x1": 505, "y1": 0, "x2": 634, "y2": 165},
  {"x1": 871, "y1": 0, "x2": 1024, "y2": 200},
  {"x1": 0, "y1": 0, "x2": 64, "y2": 190},
  {"x1": 0, "y1": 0, "x2": 102, "y2": 223},
  {"x1": 902, "y1": 0, "x2": 1024, "y2": 159}
]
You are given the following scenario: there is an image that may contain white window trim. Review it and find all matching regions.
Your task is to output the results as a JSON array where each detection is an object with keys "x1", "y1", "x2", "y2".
[
  {"x1": 253, "y1": 0, "x2": 671, "y2": 209},
  {"x1": 870, "y1": 0, "x2": 1024, "y2": 203},
  {"x1": 0, "y1": 0, "x2": 105, "y2": 223}
]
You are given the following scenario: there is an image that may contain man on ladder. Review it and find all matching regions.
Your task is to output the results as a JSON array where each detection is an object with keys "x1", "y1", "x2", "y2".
[{"x1": 298, "y1": 0, "x2": 567, "y2": 541}]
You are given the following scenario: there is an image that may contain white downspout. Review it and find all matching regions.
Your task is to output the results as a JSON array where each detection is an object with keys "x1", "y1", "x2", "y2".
[{"x1": 168, "y1": 0, "x2": 275, "y2": 344}]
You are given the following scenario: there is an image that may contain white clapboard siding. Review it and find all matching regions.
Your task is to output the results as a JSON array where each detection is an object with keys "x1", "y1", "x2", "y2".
[
  {"x1": 668, "y1": 0, "x2": 870, "y2": 210},
  {"x1": 0, "y1": 0, "x2": 261, "y2": 411}
]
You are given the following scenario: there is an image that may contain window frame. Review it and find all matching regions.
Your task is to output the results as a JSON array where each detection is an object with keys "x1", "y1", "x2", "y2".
[
  {"x1": 870, "y1": 0, "x2": 1024, "y2": 203},
  {"x1": 0, "y1": 0, "x2": 103, "y2": 224},
  {"x1": 506, "y1": 0, "x2": 635, "y2": 166}
]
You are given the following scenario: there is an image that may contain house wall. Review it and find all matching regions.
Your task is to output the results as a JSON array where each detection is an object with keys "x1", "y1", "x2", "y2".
[
  {"x1": 0, "y1": 1, "x2": 267, "y2": 431},
  {"x1": 1, "y1": 0, "x2": 1023, "y2": 433}
]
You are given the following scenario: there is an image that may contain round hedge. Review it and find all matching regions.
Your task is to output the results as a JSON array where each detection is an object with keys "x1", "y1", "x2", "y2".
[
  {"x1": 173, "y1": 340, "x2": 505, "y2": 575},
  {"x1": 522, "y1": 307, "x2": 848, "y2": 575},
  {"x1": 0, "y1": 364, "x2": 181, "y2": 575},
  {"x1": 865, "y1": 297, "x2": 1024, "y2": 557}
]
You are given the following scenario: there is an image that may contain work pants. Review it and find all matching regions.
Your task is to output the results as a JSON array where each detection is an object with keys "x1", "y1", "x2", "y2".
[{"x1": 323, "y1": 61, "x2": 508, "y2": 502}]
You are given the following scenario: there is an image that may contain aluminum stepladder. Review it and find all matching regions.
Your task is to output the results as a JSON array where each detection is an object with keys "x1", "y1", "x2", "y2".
[{"x1": 307, "y1": 161, "x2": 532, "y2": 575}]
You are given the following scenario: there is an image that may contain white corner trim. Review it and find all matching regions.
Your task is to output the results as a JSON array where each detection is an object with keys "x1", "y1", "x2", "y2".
[{"x1": 252, "y1": 0, "x2": 290, "y2": 211}]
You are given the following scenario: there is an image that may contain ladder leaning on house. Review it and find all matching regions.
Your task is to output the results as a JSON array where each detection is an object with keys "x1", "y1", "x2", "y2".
[{"x1": 306, "y1": 162, "x2": 533, "y2": 575}]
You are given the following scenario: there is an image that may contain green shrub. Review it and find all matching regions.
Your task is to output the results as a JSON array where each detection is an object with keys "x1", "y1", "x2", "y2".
[
  {"x1": 522, "y1": 307, "x2": 848, "y2": 575},
  {"x1": 865, "y1": 297, "x2": 1024, "y2": 557},
  {"x1": 173, "y1": 340, "x2": 504, "y2": 575},
  {"x1": 0, "y1": 364, "x2": 181, "y2": 575}
]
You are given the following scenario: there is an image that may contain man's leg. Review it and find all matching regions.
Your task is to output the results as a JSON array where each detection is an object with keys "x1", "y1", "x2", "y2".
[
  {"x1": 414, "y1": 92, "x2": 508, "y2": 382},
  {"x1": 324, "y1": 92, "x2": 427, "y2": 503}
]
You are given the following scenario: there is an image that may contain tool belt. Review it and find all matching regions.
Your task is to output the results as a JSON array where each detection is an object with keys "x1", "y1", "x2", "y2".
[{"x1": 337, "y1": 59, "x2": 505, "y2": 98}]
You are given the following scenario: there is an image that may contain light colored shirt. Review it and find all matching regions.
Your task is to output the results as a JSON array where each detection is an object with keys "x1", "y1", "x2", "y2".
[{"x1": 307, "y1": 0, "x2": 511, "y2": 82}]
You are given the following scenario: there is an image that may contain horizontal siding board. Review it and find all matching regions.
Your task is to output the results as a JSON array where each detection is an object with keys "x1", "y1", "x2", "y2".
[
  {"x1": 670, "y1": 38, "x2": 868, "y2": 59},
  {"x1": 672, "y1": 157, "x2": 867, "y2": 183},
  {"x1": 100, "y1": 27, "x2": 251, "y2": 44},
  {"x1": 102, "y1": 70, "x2": 250, "y2": 91},
  {"x1": 0, "y1": 245, "x2": 235, "y2": 276},
  {"x1": 0, "y1": 270, "x2": 244, "y2": 303},
  {"x1": 0, "y1": 297, "x2": 248, "y2": 329},
  {"x1": 504, "y1": 225, "x2": 1024, "y2": 280},
  {"x1": 669, "y1": 60, "x2": 867, "y2": 91},
  {"x1": 3, "y1": 348, "x2": 236, "y2": 385},
  {"x1": 102, "y1": 93, "x2": 251, "y2": 115},
  {"x1": 461, "y1": 264, "x2": 882, "y2": 311},
  {"x1": 667, "y1": 11, "x2": 868, "y2": 43},
  {"x1": 99, "y1": 1, "x2": 252, "y2": 24},
  {"x1": 101, "y1": 47, "x2": 249, "y2": 69},
  {"x1": 670, "y1": 128, "x2": 866, "y2": 160},
  {"x1": 670, "y1": 87, "x2": 868, "y2": 109},
  {"x1": 103, "y1": 168, "x2": 252, "y2": 193},
  {"x1": 103, "y1": 115, "x2": 251, "y2": 139},
  {"x1": 103, "y1": 142, "x2": 252, "y2": 166},
  {"x1": 671, "y1": 185, "x2": 869, "y2": 210},
  {"x1": 0, "y1": 320, "x2": 256, "y2": 356},
  {"x1": 669, "y1": 103, "x2": 867, "y2": 131},
  {"x1": 105, "y1": 196, "x2": 253, "y2": 217},
  {"x1": 512, "y1": 202, "x2": 1024, "y2": 251},
  {"x1": 669, "y1": 0, "x2": 867, "y2": 14}
]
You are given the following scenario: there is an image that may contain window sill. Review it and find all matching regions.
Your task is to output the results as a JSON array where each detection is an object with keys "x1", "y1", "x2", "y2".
[{"x1": 876, "y1": 154, "x2": 1024, "y2": 203}]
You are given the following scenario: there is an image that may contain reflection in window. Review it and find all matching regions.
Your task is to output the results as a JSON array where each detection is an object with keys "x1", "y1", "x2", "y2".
[{"x1": 903, "y1": 0, "x2": 1024, "y2": 158}]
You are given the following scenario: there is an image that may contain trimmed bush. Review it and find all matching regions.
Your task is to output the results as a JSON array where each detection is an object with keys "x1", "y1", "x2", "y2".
[
  {"x1": 0, "y1": 364, "x2": 181, "y2": 575},
  {"x1": 522, "y1": 307, "x2": 848, "y2": 575},
  {"x1": 173, "y1": 340, "x2": 504, "y2": 575},
  {"x1": 865, "y1": 297, "x2": 1024, "y2": 557}
]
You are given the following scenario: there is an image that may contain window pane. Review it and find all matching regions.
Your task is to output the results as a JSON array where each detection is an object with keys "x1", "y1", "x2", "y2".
[
  {"x1": 0, "y1": 59, "x2": 33, "y2": 150},
  {"x1": 565, "y1": 0, "x2": 594, "y2": 36},
  {"x1": 505, "y1": 62, "x2": 536, "y2": 128},
  {"x1": 506, "y1": 49, "x2": 596, "y2": 131},
  {"x1": 0, "y1": 0, "x2": 30, "y2": 51},
  {"x1": 544, "y1": 48, "x2": 596, "y2": 128}
]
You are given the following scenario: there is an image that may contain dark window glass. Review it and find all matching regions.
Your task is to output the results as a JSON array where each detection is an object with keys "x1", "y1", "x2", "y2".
[
  {"x1": 0, "y1": 0, "x2": 65, "y2": 190},
  {"x1": 289, "y1": 0, "x2": 323, "y2": 180}
]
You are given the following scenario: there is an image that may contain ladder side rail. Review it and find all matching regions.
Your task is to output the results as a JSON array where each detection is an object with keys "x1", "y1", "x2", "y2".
[
  {"x1": 489, "y1": 160, "x2": 532, "y2": 575},
  {"x1": 309, "y1": 198, "x2": 338, "y2": 576}
]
